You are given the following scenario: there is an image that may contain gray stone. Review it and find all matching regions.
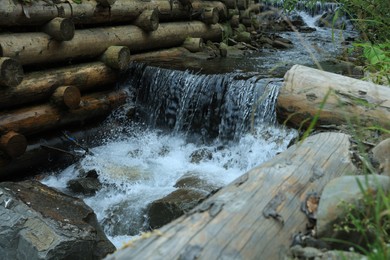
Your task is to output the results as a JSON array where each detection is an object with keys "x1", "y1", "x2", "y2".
[
  {"x1": 372, "y1": 138, "x2": 390, "y2": 176},
  {"x1": 0, "y1": 180, "x2": 115, "y2": 260},
  {"x1": 67, "y1": 177, "x2": 102, "y2": 196},
  {"x1": 316, "y1": 175, "x2": 390, "y2": 249},
  {"x1": 146, "y1": 188, "x2": 208, "y2": 229},
  {"x1": 174, "y1": 172, "x2": 221, "y2": 193}
]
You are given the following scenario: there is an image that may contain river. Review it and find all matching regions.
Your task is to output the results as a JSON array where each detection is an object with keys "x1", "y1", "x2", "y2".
[{"x1": 41, "y1": 6, "x2": 357, "y2": 248}]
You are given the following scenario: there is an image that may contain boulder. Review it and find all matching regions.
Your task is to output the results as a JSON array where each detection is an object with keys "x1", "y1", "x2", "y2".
[
  {"x1": 146, "y1": 188, "x2": 208, "y2": 229},
  {"x1": 67, "y1": 177, "x2": 102, "y2": 196},
  {"x1": 316, "y1": 175, "x2": 390, "y2": 249},
  {"x1": 0, "y1": 180, "x2": 115, "y2": 259},
  {"x1": 372, "y1": 138, "x2": 390, "y2": 176},
  {"x1": 174, "y1": 171, "x2": 221, "y2": 193},
  {"x1": 189, "y1": 148, "x2": 213, "y2": 164}
]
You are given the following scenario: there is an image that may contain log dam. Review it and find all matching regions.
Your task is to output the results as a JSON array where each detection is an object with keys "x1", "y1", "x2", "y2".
[{"x1": 0, "y1": 0, "x2": 262, "y2": 178}]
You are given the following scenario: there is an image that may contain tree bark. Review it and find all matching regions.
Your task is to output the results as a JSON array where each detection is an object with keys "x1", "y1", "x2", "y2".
[
  {"x1": 0, "y1": 0, "x2": 225, "y2": 26},
  {"x1": 0, "y1": 131, "x2": 27, "y2": 158},
  {"x1": 42, "y1": 17, "x2": 75, "y2": 41},
  {"x1": 0, "y1": 61, "x2": 117, "y2": 109},
  {"x1": 277, "y1": 65, "x2": 390, "y2": 129},
  {"x1": 106, "y1": 132, "x2": 356, "y2": 259},
  {"x1": 100, "y1": 46, "x2": 131, "y2": 71},
  {"x1": 51, "y1": 86, "x2": 81, "y2": 110},
  {"x1": 0, "y1": 90, "x2": 128, "y2": 136},
  {"x1": 0, "y1": 22, "x2": 222, "y2": 65},
  {"x1": 0, "y1": 57, "x2": 24, "y2": 88}
]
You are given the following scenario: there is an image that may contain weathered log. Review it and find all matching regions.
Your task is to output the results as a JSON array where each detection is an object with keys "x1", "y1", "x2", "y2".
[
  {"x1": 42, "y1": 17, "x2": 75, "y2": 41},
  {"x1": 192, "y1": 1, "x2": 228, "y2": 21},
  {"x1": 0, "y1": 131, "x2": 27, "y2": 158},
  {"x1": 0, "y1": 61, "x2": 117, "y2": 109},
  {"x1": 106, "y1": 132, "x2": 356, "y2": 259},
  {"x1": 277, "y1": 65, "x2": 390, "y2": 129},
  {"x1": 0, "y1": 0, "x2": 224, "y2": 26},
  {"x1": 0, "y1": 90, "x2": 128, "y2": 136},
  {"x1": 51, "y1": 86, "x2": 81, "y2": 110},
  {"x1": 134, "y1": 9, "x2": 159, "y2": 32},
  {"x1": 0, "y1": 22, "x2": 222, "y2": 65},
  {"x1": 182, "y1": 37, "x2": 204, "y2": 52},
  {"x1": 0, "y1": 57, "x2": 24, "y2": 88},
  {"x1": 100, "y1": 46, "x2": 131, "y2": 71}
]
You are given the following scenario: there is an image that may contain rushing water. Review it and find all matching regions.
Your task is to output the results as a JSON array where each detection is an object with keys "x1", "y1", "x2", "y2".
[{"x1": 41, "y1": 6, "x2": 356, "y2": 248}]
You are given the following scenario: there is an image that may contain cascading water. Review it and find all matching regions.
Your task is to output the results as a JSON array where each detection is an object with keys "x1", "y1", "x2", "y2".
[
  {"x1": 40, "y1": 5, "x2": 357, "y2": 249},
  {"x1": 42, "y1": 64, "x2": 297, "y2": 248}
]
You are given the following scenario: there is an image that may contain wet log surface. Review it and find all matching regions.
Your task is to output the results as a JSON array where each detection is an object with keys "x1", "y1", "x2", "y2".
[
  {"x1": 106, "y1": 132, "x2": 356, "y2": 259},
  {"x1": 0, "y1": 61, "x2": 117, "y2": 109},
  {"x1": 0, "y1": 22, "x2": 222, "y2": 65},
  {"x1": 277, "y1": 65, "x2": 390, "y2": 129}
]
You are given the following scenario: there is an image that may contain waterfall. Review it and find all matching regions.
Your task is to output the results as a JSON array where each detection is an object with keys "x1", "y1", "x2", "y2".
[{"x1": 125, "y1": 63, "x2": 283, "y2": 142}]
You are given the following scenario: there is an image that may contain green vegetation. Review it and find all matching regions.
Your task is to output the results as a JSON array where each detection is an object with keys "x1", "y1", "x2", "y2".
[
  {"x1": 333, "y1": 177, "x2": 390, "y2": 259},
  {"x1": 280, "y1": 0, "x2": 390, "y2": 85}
]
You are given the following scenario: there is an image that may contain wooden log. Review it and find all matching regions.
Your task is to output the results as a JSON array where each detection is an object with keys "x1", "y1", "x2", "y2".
[
  {"x1": 0, "y1": 131, "x2": 27, "y2": 158},
  {"x1": 230, "y1": 14, "x2": 240, "y2": 27},
  {"x1": 277, "y1": 65, "x2": 390, "y2": 129},
  {"x1": 106, "y1": 132, "x2": 356, "y2": 259},
  {"x1": 0, "y1": 90, "x2": 128, "y2": 136},
  {"x1": 134, "y1": 9, "x2": 159, "y2": 32},
  {"x1": 96, "y1": 0, "x2": 116, "y2": 7},
  {"x1": 182, "y1": 37, "x2": 204, "y2": 52},
  {"x1": 100, "y1": 46, "x2": 131, "y2": 71},
  {"x1": 0, "y1": 0, "x2": 224, "y2": 26},
  {"x1": 0, "y1": 61, "x2": 117, "y2": 110},
  {"x1": 0, "y1": 58, "x2": 24, "y2": 88},
  {"x1": 237, "y1": 0, "x2": 248, "y2": 10},
  {"x1": 0, "y1": 22, "x2": 222, "y2": 65},
  {"x1": 42, "y1": 17, "x2": 75, "y2": 41},
  {"x1": 51, "y1": 86, "x2": 81, "y2": 110}
]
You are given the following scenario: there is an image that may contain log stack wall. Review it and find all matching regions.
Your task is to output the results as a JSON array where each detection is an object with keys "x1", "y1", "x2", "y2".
[{"x1": 0, "y1": 0, "x2": 265, "y2": 178}]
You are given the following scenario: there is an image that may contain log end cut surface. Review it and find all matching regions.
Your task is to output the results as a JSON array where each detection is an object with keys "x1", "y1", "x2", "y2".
[
  {"x1": 0, "y1": 57, "x2": 24, "y2": 88},
  {"x1": 0, "y1": 131, "x2": 27, "y2": 158}
]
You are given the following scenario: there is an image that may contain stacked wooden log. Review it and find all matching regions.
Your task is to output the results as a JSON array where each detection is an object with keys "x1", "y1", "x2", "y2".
[{"x1": 0, "y1": 0, "x2": 246, "y2": 177}]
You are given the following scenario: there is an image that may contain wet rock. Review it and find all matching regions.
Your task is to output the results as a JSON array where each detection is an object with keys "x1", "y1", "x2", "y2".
[
  {"x1": 316, "y1": 175, "x2": 390, "y2": 249},
  {"x1": 101, "y1": 199, "x2": 147, "y2": 237},
  {"x1": 174, "y1": 172, "x2": 221, "y2": 193},
  {"x1": 0, "y1": 180, "x2": 115, "y2": 259},
  {"x1": 298, "y1": 26, "x2": 317, "y2": 33},
  {"x1": 190, "y1": 148, "x2": 213, "y2": 164},
  {"x1": 372, "y1": 138, "x2": 390, "y2": 176},
  {"x1": 67, "y1": 177, "x2": 102, "y2": 196},
  {"x1": 146, "y1": 188, "x2": 208, "y2": 229},
  {"x1": 285, "y1": 245, "x2": 366, "y2": 260}
]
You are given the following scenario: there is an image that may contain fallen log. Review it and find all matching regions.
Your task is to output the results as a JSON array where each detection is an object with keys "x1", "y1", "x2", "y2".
[
  {"x1": 134, "y1": 9, "x2": 159, "y2": 32},
  {"x1": 0, "y1": 22, "x2": 222, "y2": 65},
  {"x1": 0, "y1": 0, "x2": 225, "y2": 26},
  {"x1": 0, "y1": 90, "x2": 128, "y2": 136},
  {"x1": 277, "y1": 65, "x2": 390, "y2": 129},
  {"x1": 0, "y1": 62, "x2": 117, "y2": 109},
  {"x1": 106, "y1": 132, "x2": 357, "y2": 259}
]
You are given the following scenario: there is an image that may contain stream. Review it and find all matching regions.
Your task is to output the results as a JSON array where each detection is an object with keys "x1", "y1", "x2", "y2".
[{"x1": 41, "y1": 5, "x2": 358, "y2": 248}]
